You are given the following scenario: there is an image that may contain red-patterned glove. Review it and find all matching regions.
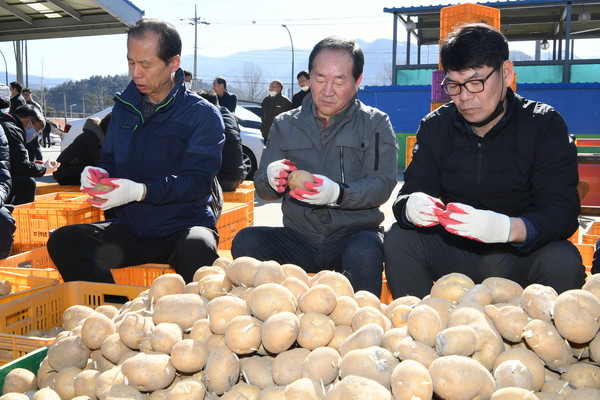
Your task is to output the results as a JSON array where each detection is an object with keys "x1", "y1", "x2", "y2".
[
  {"x1": 80, "y1": 166, "x2": 109, "y2": 191},
  {"x1": 438, "y1": 202, "x2": 512, "y2": 243},
  {"x1": 289, "y1": 174, "x2": 340, "y2": 206},
  {"x1": 87, "y1": 178, "x2": 146, "y2": 210},
  {"x1": 405, "y1": 192, "x2": 445, "y2": 227},
  {"x1": 266, "y1": 159, "x2": 297, "y2": 193}
]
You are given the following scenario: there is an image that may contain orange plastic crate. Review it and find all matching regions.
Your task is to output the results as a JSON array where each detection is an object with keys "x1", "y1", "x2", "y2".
[
  {"x1": 589, "y1": 221, "x2": 600, "y2": 235},
  {"x1": 217, "y1": 202, "x2": 249, "y2": 250},
  {"x1": 405, "y1": 136, "x2": 417, "y2": 167},
  {"x1": 34, "y1": 192, "x2": 90, "y2": 202},
  {"x1": 576, "y1": 244, "x2": 595, "y2": 267},
  {"x1": 0, "y1": 271, "x2": 58, "y2": 306},
  {"x1": 35, "y1": 183, "x2": 80, "y2": 195},
  {"x1": 12, "y1": 201, "x2": 104, "y2": 253},
  {"x1": 440, "y1": 3, "x2": 501, "y2": 41},
  {"x1": 111, "y1": 264, "x2": 176, "y2": 287},
  {"x1": 0, "y1": 282, "x2": 146, "y2": 364},
  {"x1": 224, "y1": 187, "x2": 255, "y2": 226},
  {"x1": 582, "y1": 234, "x2": 600, "y2": 245},
  {"x1": 0, "y1": 247, "x2": 61, "y2": 282}
]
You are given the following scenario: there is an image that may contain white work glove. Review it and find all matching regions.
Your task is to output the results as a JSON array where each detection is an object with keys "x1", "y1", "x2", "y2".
[
  {"x1": 42, "y1": 160, "x2": 60, "y2": 174},
  {"x1": 438, "y1": 202, "x2": 512, "y2": 243},
  {"x1": 87, "y1": 178, "x2": 146, "y2": 210},
  {"x1": 289, "y1": 174, "x2": 340, "y2": 206},
  {"x1": 405, "y1": 192, "x2": 445, "y2": 227},
  {"x1": 266, "y1": 159, "x2": 297, "y2": 193},
  {"x1": 80, "y1": 166, "x2": 109, "y2": 191}
]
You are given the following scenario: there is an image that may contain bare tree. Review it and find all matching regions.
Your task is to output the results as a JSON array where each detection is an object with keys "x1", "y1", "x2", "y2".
[
  {"x1": 239, "y1": 62, "x2": 267, "y2": 102},
  {"x1": 373, "y1": 62, "x2": 393, "y2": 86},
  {"x1": 85, "y1": 84, "x2": 112, "y2": 113}
]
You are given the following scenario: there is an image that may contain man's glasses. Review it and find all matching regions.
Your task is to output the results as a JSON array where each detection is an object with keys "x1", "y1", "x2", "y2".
[{"x1": 441, "y1": 68, "x2": 497, "y2": 96}]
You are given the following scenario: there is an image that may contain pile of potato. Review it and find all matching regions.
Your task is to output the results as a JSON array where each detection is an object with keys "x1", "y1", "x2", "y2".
[{"x1": 2, "y1": 256, "x2": 600, "y2": 400}]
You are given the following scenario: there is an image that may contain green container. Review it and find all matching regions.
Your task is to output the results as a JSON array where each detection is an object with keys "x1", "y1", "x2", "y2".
[
  {"x1": 395, "y1": 133, "x2": 415, "y2": 169},
  {"x1": 0, "y1": 347, "x2": 48, "y2": 390}
]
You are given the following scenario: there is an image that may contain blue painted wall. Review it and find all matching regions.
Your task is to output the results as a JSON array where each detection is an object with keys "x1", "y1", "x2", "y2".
[{"x1": 359, "y1": 83, "x2": 600, "y2": 136}]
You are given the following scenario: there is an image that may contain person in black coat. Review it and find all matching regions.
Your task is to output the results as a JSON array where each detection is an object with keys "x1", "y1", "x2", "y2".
[
  {"x1": 291, "y1": 70, "x2": 310, "y2": 109},
  {"x1": 53, "y1": 114, "x2": 111, "y2": 185},
  {"x1": 0, "y1": 123, "x2": 15, "y2": 259},
  {"x1": 197, "y1": 90, "x2": 245, "y2": 192}
]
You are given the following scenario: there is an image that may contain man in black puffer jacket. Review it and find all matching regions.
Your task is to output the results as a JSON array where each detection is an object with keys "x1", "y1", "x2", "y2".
[
  {"x1": 384, "y1": 23, "x2": 585, "y2": 298},
  {"x1": 0, "y1": 121, "x2": 15, "y2": 259}
]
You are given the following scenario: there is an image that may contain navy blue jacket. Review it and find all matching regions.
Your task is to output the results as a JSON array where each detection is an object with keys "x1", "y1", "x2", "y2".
[{"x1": 99, "y1": 69, "x2": 225, "y2": 238}]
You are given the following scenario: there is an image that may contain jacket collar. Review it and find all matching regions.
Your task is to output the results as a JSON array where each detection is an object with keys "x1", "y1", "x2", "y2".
[
  {"x1": 115, "y1": 68, "x2": 185, "y2": 111},
  {"x1": 452, "y1": 87, "x2": 516, "y2": 137}
]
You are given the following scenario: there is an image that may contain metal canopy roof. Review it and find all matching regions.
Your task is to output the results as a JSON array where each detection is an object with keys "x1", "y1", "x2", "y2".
[
  {"x1": 0, "y1": 0, "x2": 144, "y2": 42},
  {"x1": 384, "y1": 0, "x2": 600, "y2": 45}
]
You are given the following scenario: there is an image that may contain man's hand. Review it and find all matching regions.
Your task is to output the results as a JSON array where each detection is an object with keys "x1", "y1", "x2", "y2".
[
  {"x1": 42, "y1": 160, "x2": 60, "y2": 174},
  {"x1": 266, "y1": 159, "x2": 297, "y2": 193},
  {"x1": 289, "y1": 174, "x2": 340, "y2": 206},
  {"x1": 438, "y1": 202, "x2": 511, "y2": 243},
  {"x1": 87, "y1": 178, "x2": 146, "y2": 210},
  {"x1": 80, "y1": 166, "x2": 109, "y2": 191},
  {"x1": 405, "y1": 192, "x2": 445, "y2": 227}
]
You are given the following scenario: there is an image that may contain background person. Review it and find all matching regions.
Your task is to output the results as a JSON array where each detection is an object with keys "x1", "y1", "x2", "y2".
[
  {"x1": 0, "y1": 124, "x2": 15, "y2": 259},
  {"x1": 47, "y1": 18, "x2": 225, "y2": 284},
  {"x1": 8, "y1": 82, "x2": 25, "y2": 114},
  {"x1": 291, "y1": 70, "x2": 310, "y2": 108},
  {"x1": 384, "y1": 23, "x2": 586, "y2": 299},
  {"x1": 260, "y1": 79, "x2": 291, "y2": 140},
  {"x1": 212, "y1": 76, "x2": 237, "y2": 113},
  {"x1": 232, "y1": 36, "x2": 398, "y2": 295}
]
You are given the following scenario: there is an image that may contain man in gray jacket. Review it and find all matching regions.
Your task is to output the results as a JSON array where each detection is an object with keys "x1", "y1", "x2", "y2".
[{"x1": 232, "y1": 36, "x2": 398, "y2": 295}]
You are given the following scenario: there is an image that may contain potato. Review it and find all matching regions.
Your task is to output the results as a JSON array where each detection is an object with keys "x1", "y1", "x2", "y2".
[
  {"x1": 484, "y1": 304, "x2": 530, "y2": 343},
  {"x1": 327, "y1": 375, "x2": 393, "y2": 400},
  {"x1": 328, "y1": 325, "x2": 353, "y2": 352},
  {"x1": 94, "y1": 366, "x2": 125, "y2": 400},
  {"x1": 240, "y1": 355, "x2": 274, "y2": 389},
  {"x1": 430, "y1": 273, "x2": 475, "y2": 303},
  {"x1": 287, "y1": 170, "x2": 313, "y2": 191},
  {"x1": 204, "y1": 345, "x2": 240, "y2": 395},
  {"x1": 81, "y1": 312, "x2": 117, "y2": 350},
  {"x1": 493, "y1": 359, "x2": 534, "y2": 390},
  {"x1": 90, "y1": 349, "x2": 116, "y2": 372},
  {"x1": 153, "y1": 293, "x2": 207, "y2": 331},
  {"x1": 0, "y1": 394, "x2": 29, "y2": 400},
  {"x1": 385, "y1": 303, "x2": 412, "y2": 328},
  {"x1": 249, "y1": 283, "x2": 297, "y2": 321},
  {"x1": 31, "y1": 388, "x2": 61, "y2": 400},
  {"x1": 297, "y1": 311, "x2": 335, "y2": 350},
  {"x1": 298, "y1": 284, "x2": 337, "y2": 315},
  {"x1": 339, "y1": 323, "x2": 384, "y2": 357},
  {"x1": 390, "y1": 359, "x2": 433, "y2": 400},
  {"x1": 521, "y1": 284, "x2": 557, "y2": 321},
  {"x1": 150, "y1": 322, "x2": 183, "y2": 354},
  {"x1": 282, "y1": 378, "x2": 326, "y2": 400},
  {"x1": 394, "y1": 338, "x2": 438, "y2": 368},
  {"x1": 100, "y1": 333, "x2": 132, "y2": 364},
  {"x1": 121, "y1": 353, "x2": 176, "y2": 392},
  {"x1": 257, "y1": 386, "x2": 286, "y2": 400},
  {"x1": 281, "y1": 263, "x2": 310, "y2": 285},
  {"x1": 301, "y1": 347, "x2": 341, "y2": 385},
  {"x1": 192, "y1": 266, "x2": 224, "y2": 282},
  {"x1": 281, "y1": 277, "x2": 309, "y2": 300},
  {"x1": 352, "y1": 305, "x2": 390, "y2": 332},
  {"x1": 354, "y1": 290, "x2": 383, "y2": 310},
  {"x1": 582, "y1": 274, "x2": 600, "y2": 300},
  {"x1": 481, "y1": 276, "x2": 524, "y2": 304},
  {"x1": 36, "y1": 358, "x2": 54, "y2": 389},
  {"x1": 339, "y1": 346, "x2": 398, "y2": 389},
  {"x1": 62, "y1": 305, "x2": 96, "y2": 331},
  {"x1": 224, "y1": 315, "x2": 262, "y2": 354},
  {"x1": 416, "y1": 297, "x2": 452, "y2": 327},
  {"x1": 0, "y1": 280, "x2": 12, "y2": 296},
  {"x1": 223, "y1": 382, "x2": 260, "y2": 400},
  {"x1": 106, "y1": 384, "x2": 145, "y2": 400},
  {"x1": 47, "y1": 335, "x2": 90, "y2": 370},
  {"x1": 407, "y1": 305, "x2": 443, "y2": 347},
  {"x1": 523, "y1": 319, "x2": 575, "y2": 373},
  {"x1": 253, "y1": 260, "x2": 285, "y2": 286},
  {"x1": 73, "y1": 370, "x2": 100, "y2": 398},
  {"x1": 118, "y1": 314, "x2": 155, "y2": 350},
  {"x1": 148, "y1": 274, "x2": 186, "y2": 303},
  {"x1": 170, "y1": 338, "x2": 209, "y2": 373},
  {"x1": 95, "y1": 305, "x2": 119, "y2": 320},
  {"x1": 491, "y1": 387, "x2": 540, "y2": 400},
  {"x1": 310, "y1": 270, "x2": 354, "y2": 298},
  {"x1": 54, "y1": 367, "x2": 81, "y2": 400},
  {"x1": 381, "y1": 326, "x2": 410, "y2": 353},
  {"x1": 494, "y1": 348, "x2": 546, "y2": 391},
  {"x1": 328, "y1": 296, "x2": 359, "y2": 327},
  {"x1": 3, "y1": 368, "x2": 38, "y2": 394},
  {"x1": 561, "y1": 362, "x2": 600, "y2": 389},
  {"x1": 225, "y1": 256, "x2": 261, "y2": 287},
  {"x1": 429, "y1": 355, "x2": 495, "y2": 400},
  {"x1": 434, "y1": 325, "x2": 477, "y2": 356},
  {"x1": 568, "y1": 388, "x2": 600, "y2": 399},
  {"x1": 188, "y1": 319, "x2": 212, "y2": 343},
  {"x1": 206, "y1": 295, "x2": 249, "y2": 335},
  {"x1": 271, "y1": 348, "x2": 310, "y2": 386},
  {"x1": 553, "y1": 289, "x2": 600, "y2": 344},
  {"x1": 261, "y1": 311, "x2": 299, "y2": 354}
]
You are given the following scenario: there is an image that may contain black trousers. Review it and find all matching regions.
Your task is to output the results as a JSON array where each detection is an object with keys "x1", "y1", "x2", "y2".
[
  {"x1": 10, "y1": 175, "x2": 36, "y2": 205},
  {"x1": 0, "y1": 206, "x2": 15, "y2": 259},
  {"x1": 384, "y1": 223, "x2": 587, "y2": 299},
  {"x1": 47, "y1": 221, "x2": 219, "y2": 283}
]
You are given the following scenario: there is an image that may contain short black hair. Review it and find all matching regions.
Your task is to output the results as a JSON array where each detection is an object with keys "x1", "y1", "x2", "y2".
[
  {"x1": 183, "y1": 70, "x2": 192, "y2": 78},
  {"x1": 296, "y1": 70, "x2": 310, "y2": 80},
  {"x1": 308, "y1": 36, "x2": 364, "y2": 81},
  {"x1": 14, "y1": 104, "x2": 45, "y2": 128},
  {"x1": 127, "y1": 19, "x2": 182, "y2": 65},
  {"x1": 440, "y1": 23, "x2": 509, "y2": 72},
  {"x1": 10, "y1": 82, "x2": 22, "y2": 93},
  {"x1": 197, "y1": 89, "x2": 219, "y2": 106},
  {"x1": 22, "y1": 88, "x2": 32, "y2": 94},
  {"x1": 214, "y1": 76, "x2": 227, "y2": 89}
]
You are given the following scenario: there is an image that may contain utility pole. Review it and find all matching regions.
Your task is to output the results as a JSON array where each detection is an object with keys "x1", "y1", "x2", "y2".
[{"x1": 181, "y1": 6, "x2": 209, "y2": 91}]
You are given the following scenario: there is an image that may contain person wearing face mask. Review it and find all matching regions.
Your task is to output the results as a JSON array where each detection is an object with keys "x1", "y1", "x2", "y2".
[
  {"x1": 183, "y1": 70, "x2": 193, "y2": 90},
  {"x1": 0, "y1": 104, "x2": 60, "y2": 204},
  {"x1": 260, "y1": 79, "x2": 291, "y2": 140},
  {"x1": 291, "y1": 70, "x2": 310, "y2": 109},
  {"x1": 384, "y1": 23, "x2": 585, "y2": 299}
]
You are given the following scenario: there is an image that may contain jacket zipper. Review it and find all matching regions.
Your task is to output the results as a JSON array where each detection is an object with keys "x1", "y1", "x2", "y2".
[{"x1": 374, "y1": 132, "x2": 380, "y2": 171}]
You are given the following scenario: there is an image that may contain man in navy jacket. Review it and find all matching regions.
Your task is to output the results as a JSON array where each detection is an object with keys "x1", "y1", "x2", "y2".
[{"x1": 48, "y1": 19, "x2": 225, "y2": 283}]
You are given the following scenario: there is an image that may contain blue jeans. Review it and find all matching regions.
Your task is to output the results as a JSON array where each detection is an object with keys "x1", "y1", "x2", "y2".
[
  {"x1": 384, "y1": 223, "x2": 587, "y2": 299},
  {"x1": 232, "y1": 226, "x2": 384, "y2": 295}
]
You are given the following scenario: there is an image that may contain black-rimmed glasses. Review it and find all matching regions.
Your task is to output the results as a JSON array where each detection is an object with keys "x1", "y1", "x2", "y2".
[{"x1": 441, "y1": 68, "x2": 497, "y2": 96}]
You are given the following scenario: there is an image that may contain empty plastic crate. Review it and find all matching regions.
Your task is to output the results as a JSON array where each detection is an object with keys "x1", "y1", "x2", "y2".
[{"x1": 440, "y1": 3, "x2": 501, "y2": 41}]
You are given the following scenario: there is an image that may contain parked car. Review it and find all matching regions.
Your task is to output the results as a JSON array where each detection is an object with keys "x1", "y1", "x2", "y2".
[
  {"x1": 61, "y1": 105, "x2": 264, "y2": 180},
  {"x1": 237, "y1": 101, "x2": 262, "y2": 119}
]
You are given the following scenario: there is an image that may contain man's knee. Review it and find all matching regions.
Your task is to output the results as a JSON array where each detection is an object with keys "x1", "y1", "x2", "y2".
[{"x1": 531, "y1": 240, "x2": 586, "y2": 292}]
